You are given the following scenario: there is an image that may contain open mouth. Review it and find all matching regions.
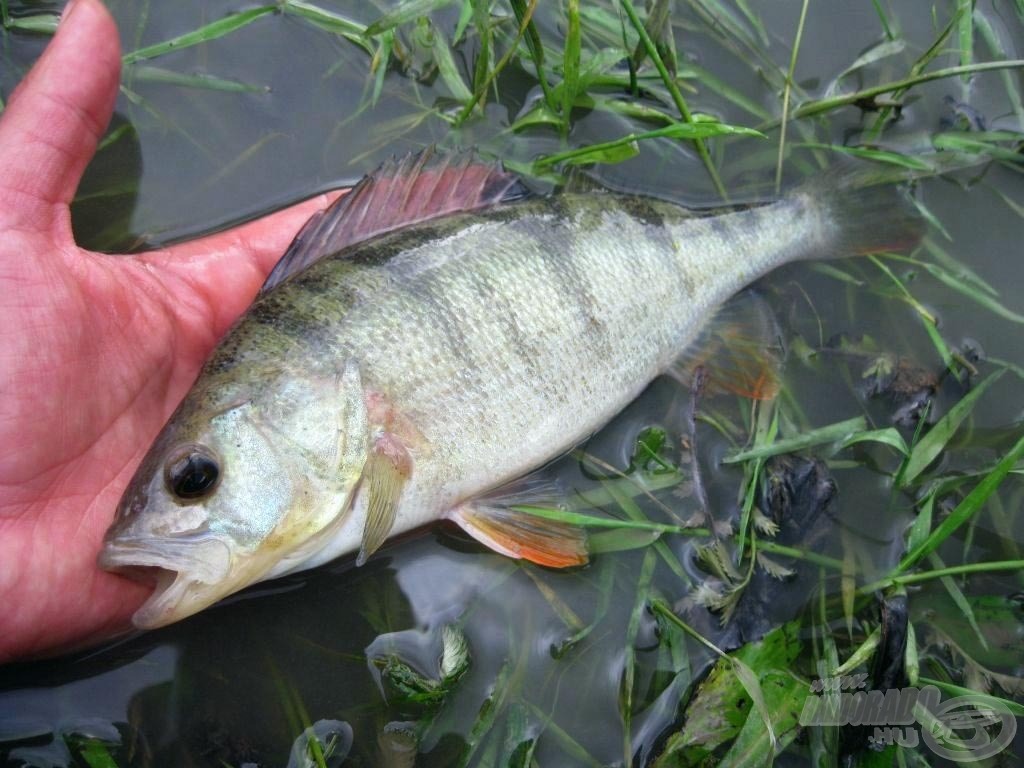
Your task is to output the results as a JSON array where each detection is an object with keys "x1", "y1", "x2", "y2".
[{"x1": 98, "y1": 536, "x2": 233, "y2": 629}]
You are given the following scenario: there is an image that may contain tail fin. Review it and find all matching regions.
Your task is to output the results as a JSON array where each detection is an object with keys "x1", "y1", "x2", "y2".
[{"x1": 802, "y1": 166, "x2": 925, "y2": 258}]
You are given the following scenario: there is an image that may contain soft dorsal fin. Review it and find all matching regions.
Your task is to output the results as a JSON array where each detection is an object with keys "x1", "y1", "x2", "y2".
[{"x1": 261, "y1": 148, "x2": 528, "y2": 293}]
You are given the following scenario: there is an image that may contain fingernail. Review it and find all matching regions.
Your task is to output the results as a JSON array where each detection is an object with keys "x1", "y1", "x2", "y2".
[{"x1": 60, "y1": 0, "x2": 80, "y2": 26}]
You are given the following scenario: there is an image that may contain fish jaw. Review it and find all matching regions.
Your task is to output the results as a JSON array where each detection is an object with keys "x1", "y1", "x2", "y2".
[{"x1": 98, "y1": 534, "x2": 236, "y2": 628}]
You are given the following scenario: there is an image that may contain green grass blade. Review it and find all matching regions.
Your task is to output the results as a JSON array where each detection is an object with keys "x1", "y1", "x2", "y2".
[
  {"x1": 827, "y1": 39, "x2": 906, "y2": 93},
  {"x1": 870, "y1": 0, "x2": 895, "y2": 40},
  {"x1": 917, "y1": 678, "x2": 1024, "y2": 718},
  {"x1": 280, "y1": 0, "x2": 372, "y2": 53},
  {"x1": 430, "y1": 24, "x2": 472, "y2": 102},
  {"x1": 620, "y1": 548, "x2": 657, "y2": 765},
  {"x1": 364, "y1": 0, "x2": 453, "y2": 37},
  {"x1": 957, "y1": 0, "x2": 974, "y2": 90},
  {"x1": 794, "y1": 142, "x2": 934, "y2": 171},
  {"x1": 928, "y1": 551, "x2": 989, "y2": 651},
  {"x1": 509, "y1": 0, "x2": 555, "y2": 113},
  {"x1": 862, "y1": 559, "x2": 1024, "y2": 593},
  {"x1": 868, "y1": 255, "x2": 955, "y2": 370},
  {"x1": 975, "y1": 11, "x2": 1024, "y2": 125},
  {"x1": 884, "y1": 253, "x2": 1024, "y2": 324},
  {"x1": 131, "y1": 65, "x2": 269, "y2": 93},
  {"x1": 775, "y1": 0, "x2": 809, "y2": 193},
  {"x1": 5, "y1": 13, "x2": 58, "y2": 33},
  {"x1": 838, "y1": 427, "x2": 909, "y2": 456},
  {"x1": 534, "y1": 122, "x2": 763, "y2": 169},
  {"x1": 618, "y1": 0, "x2": 728, "y2": 199},
  {"x1": 122, "y1": 6, "x2": 278, "y2": 65},
  {"x1": 723, "y1": 416, "x2": 867, "y2": 464},
  {"x1": 561, "y1": 0, "x2": 581, "y2": 134},
  {"x1": 788, "y1": 61, "x2": 1024, "y2": 122},
  {"x1": 901, "y1": 369, "x2": 1006, "y2": 487},
  {"x1": 897, "y1": 432, "x2": 1024, "y2": 572}
]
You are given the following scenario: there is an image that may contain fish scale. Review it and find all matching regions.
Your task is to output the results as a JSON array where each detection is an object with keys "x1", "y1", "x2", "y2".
[
  {"x1": 247, "y1": 195, "x2": 821, "y2": 525},
  {"x1": 101, "y1": 153, "x2": 920, "y2": 629}
]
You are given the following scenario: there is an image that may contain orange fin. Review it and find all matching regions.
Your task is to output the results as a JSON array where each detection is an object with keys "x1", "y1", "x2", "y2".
[
  {"x1": 447, "y1": 481, "x2": 588, "y2": 568},
  {"x1": 671, "y1": 290, "x2": 784, "y2": 400}
]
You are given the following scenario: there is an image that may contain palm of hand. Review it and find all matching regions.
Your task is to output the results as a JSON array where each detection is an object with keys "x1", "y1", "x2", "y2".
[{"x1": 0, "y1": 0, "x2": 338, "y2": 662}]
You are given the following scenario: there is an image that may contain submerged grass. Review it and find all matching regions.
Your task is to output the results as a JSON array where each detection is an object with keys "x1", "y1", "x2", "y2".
[{"x1": 3, "y1": 1, "x2": 1024, "y2": 766}]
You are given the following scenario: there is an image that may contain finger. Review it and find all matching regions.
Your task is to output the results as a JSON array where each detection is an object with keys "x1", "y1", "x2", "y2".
[
  {"x1": 137, "y1": 191, "x2": 345, "y2": 336},
  {"x1": 0, "y1": 0, "x2": 121, "y2": 235}
]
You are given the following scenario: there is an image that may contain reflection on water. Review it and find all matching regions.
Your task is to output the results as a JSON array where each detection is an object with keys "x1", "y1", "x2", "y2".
[{"x1": 2, "y1": 0, "x2": 1024, "y2": 765}]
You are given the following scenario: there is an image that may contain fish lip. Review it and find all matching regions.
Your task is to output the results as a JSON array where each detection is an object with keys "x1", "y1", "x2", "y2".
[{"x1": 99, "y1": 535, "x2": 234, "y2": 629}]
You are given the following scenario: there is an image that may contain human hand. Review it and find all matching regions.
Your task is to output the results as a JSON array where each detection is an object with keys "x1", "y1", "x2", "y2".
[{"x1": 0, "y1": 0, "x2": 342, "y2": 663}]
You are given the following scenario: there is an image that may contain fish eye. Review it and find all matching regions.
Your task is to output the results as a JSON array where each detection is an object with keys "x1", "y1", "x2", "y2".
[{"x1": 164, "y1": 445, "x2": 221, "y2": 501}]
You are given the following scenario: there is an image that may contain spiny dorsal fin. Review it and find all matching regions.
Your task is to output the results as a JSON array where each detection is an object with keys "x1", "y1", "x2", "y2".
[
  {"x1": 261, "y1": 147, "x2": 527, "y2": 293},
  {"x1": 671, "y1": 290, "x2": 785, "y2": 400}
]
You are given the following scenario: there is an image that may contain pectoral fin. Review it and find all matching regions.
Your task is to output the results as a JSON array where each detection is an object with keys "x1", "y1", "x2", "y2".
[
  {"x1": 357, "y1": 434, "x2": 412, "y2": 566},
  {"x1": 447, "y1": 481, "x2": 588, "y2": 568}
]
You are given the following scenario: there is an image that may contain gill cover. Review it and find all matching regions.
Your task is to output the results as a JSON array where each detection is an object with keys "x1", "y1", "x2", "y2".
[{"x1": 101, "y1": 360, "x2": 368, "y2": 628}]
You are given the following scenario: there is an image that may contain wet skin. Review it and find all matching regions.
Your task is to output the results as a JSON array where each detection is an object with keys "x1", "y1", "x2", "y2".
[{"x1": 0, "y1": 0, "x2": 342, "y2": 663}]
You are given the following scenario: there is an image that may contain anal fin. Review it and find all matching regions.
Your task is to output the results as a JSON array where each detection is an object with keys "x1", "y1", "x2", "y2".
[
  {"x1": 671, "y1": 290, "x2": 784, "y2": 400},
  {"x1": 447, "y1": 481, "x2": 588, "y2": 568}
]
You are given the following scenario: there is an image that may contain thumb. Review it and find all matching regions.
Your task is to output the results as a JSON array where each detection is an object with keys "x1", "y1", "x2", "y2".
[{"x1": 0, "y1": 0, "x2": 121, "y2": 236}]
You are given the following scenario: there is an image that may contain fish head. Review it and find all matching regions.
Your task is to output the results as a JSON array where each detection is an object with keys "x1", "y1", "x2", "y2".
[{"x1": 100, "y1": 362, "x2": 368, "y2": 629}]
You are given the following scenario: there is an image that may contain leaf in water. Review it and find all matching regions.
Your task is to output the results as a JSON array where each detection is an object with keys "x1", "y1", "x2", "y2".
[
  {"x1": 562, "y1": 139, "x2": 640, "y2": 167},
  {"x1": 365, "y1": 0, "x2": 454, "y2": 37},
  {"x1": 928, "y1": 551, "x2": 989, "y2": 652},
  {"x1": 833, "y1": 627, "x2": 881, "y2": 676},
  {"x1": 588, "y1": 527, "x2": 662, "y2": 553},
  {"x1": 839, "y1": 427, "x2": 909, "y2": 456},
  {"x1": 723, "y1": 416, "x2": 867, "y2": 464},
  {"x1": 131, "y1": 65, "x2": 269, "y2": 93},
  {"x1": 795, "y1": 142, "x2": 935, "y2": 171},
  {"x1": 931, "y1": 130, "x2": 1024, "y2": 162},
  {"x1": 459, "y1": 658, "x2": 512, "y2": 767},
  {"x1": 280, "y1": 1, "x2": 372, "y2": 53},
  {"x1": 534, "y1": 121, "x2": 764, "y2": 169},
  {"x1": 73, "y1": 740, "x2": 120, "y2": 768},
  {"x1": 717, "y1": 670, "x2": 805, "y2": 767},
  {"x1": 5, "y1": 13, "x2": 58, "y2": 34},
  {"x1": 901, "y1": 369, "x2": 1005, "y2": 487},
  {"x1": 562, "y1": 0, "x2": 581, "y2": 126},
  {"x1": 630, "y1": 426, "x2": 676, "y2": 473},
  {"x1": 899, "y1": 429, "x2": 1024, "y2": 570},
  {"x1": 500, "y1": 703, "x2": 538, "y2": 768},
  {"x1": 902, "y1": 254, "x2": 1024, "y2": 324},
  {"x1": 429, "y1": 22, "x2": 472, "y2": 102},
  {"x1": 827, "y1": 38, "x2": 907, "y2": 92},
  {"x1": 122, "y1": 6, "x2": 278, "y2": 65},
  {"x1": 652, "y1": 622, "x2": 803, "y2": 765},
  {"x1": 524, "y1": 568, "x2": 584, "y2": 632}
]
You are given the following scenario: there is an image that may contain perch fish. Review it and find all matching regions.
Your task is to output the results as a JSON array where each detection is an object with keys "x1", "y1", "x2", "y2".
[{"x1": 100, "y1": 150, "x2": 920, "y2": 628}]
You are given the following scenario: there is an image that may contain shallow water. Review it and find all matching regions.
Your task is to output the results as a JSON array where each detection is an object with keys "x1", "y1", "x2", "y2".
[{"x1": 2, "y1": 1, "x2": 1024, "y2": 766}]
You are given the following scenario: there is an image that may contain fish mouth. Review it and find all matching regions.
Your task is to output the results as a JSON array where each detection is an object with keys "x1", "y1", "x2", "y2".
[{"x1": 99, "y1": 535, "x2": 233, "y2": 629}]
